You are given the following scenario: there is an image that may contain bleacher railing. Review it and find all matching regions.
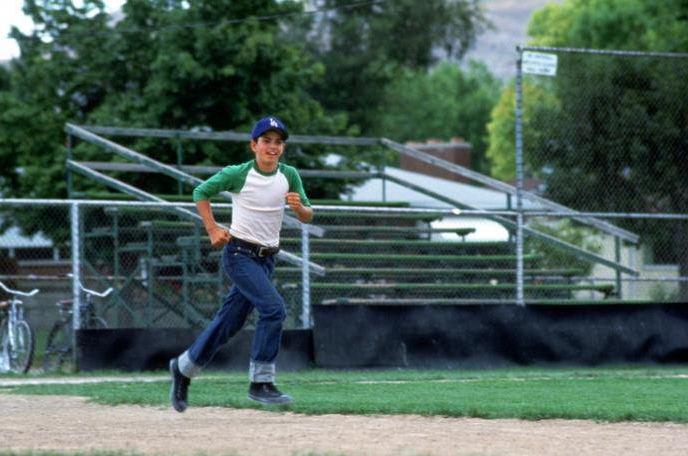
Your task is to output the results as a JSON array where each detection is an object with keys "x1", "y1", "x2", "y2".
[
  {"x1": 1, "y1": 200, "x2": 685, "y2": 336},
  {"x1": 65, "y1": 123, "x2": 639, "y2": 297}
]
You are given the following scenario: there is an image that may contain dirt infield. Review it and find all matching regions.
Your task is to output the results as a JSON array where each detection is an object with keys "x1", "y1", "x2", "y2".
[{"x1": 2, "y1": 393, "x2": 688, "y2": 455}]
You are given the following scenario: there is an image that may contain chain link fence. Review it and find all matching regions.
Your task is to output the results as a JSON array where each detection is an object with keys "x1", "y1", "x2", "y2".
[
  {"x1": 0, "y1": 202, "x2": 71, "y2": 333},
  {"x1": 516, "y1": 47, "x2": 688, "y2": 303},
  {"x1": 4, "y1": 197, "x2": 670, "y2": 337},
  {"x1": 2, "y1": 200, "x2": 514, "y2": 332},
  {"x1": 0, "y1": 200, "x2": 312, "y2": 332}
]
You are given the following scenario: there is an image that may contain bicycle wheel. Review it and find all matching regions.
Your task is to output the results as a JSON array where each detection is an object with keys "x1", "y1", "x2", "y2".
[
  {"x1": 8, "y1": 320, "x2": 35, "y2": 374},
  {"x1": 43, "y1": 321, "x2": 72, "y2": 373},
  {"x1": 0, "y1": 320, "x2": 9, "y2": 372},
  {"x1": 88, "y1": 316, "x2": 108, "y2": 329}
]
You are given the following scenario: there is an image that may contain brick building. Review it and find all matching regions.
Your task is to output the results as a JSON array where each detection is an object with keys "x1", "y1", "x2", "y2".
[{"x1": 400, "y1": 138, "x2": 472, "y2": 183}]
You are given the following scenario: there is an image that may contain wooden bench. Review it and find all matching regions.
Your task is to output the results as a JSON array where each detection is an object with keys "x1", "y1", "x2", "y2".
[
  {"x1": 321, "y1": 295, "x2": 634, "y2": 306},
  {"x1": 279, "y1": 237, "x2": 509, "y2": 254},
  {"x1": 308, "y1": 252, "x2": 542, "y2": 266},
  {"x1": 312, "y1": 200, "x2": 412, "y2": 207},
  {"x1": 276, "y1": 266, "x2": 583, "y2": 281},
  {"x1": 309, "y1": 225, "x2": 476, "y2": 240},
  {"x1": 312, "y1": 210, "x2": 448, "y2": 231},
  {"x1": 309, "y1": 282, "x2": 615, "y2": 299}
]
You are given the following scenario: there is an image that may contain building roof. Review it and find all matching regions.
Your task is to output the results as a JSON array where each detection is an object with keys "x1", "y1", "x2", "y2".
[
  {"x1": 0, "y1": 225, "x2": 53, "y2": 249},
  {"x1": 343, "y1": 166, "x2": 543, "y2": 210}
]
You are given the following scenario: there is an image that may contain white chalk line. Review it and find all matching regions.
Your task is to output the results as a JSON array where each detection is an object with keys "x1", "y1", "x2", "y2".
[{"x1": 1, "y1": 373, "x2": 687, "y2": 388}]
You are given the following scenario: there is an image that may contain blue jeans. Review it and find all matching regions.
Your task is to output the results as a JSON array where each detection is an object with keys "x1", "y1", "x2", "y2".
[{"x1": 182, "y1": 238, "x2": 286, "y2": 379}]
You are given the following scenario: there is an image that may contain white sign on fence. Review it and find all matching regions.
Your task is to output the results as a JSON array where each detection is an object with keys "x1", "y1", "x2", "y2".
[{"x1": 522, "y1": 51, "x2": 558, "y2": 76}]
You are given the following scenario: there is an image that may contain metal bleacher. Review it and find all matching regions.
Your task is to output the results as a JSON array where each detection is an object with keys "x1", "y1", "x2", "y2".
[
  {"x1": 290, "y1": 210, "x2": 615, "y2": 306},
  {"x1": 63, "y1": 124, "x2": 638, "y2": 329}
]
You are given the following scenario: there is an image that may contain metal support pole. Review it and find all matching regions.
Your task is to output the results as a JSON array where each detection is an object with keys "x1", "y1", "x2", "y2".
[
  {"x1": 176, "y1": 136, "x2": 184, "y2": 195},
  {"x1": 66, "y1": 134, "x2": 73, "y2": 197},
  {"x1": 112, "y1": 212, "x2": 121, "y2": 327},
  {"x1": 382, "y1": 175, "x2": 387, "y2": 203},
  {"x1": 628, "y1": 243, "x2": 637, "y2": 298},
  {"x1": 70, "y1": 202, "x2": 82, "y2": 369},
  {"x1": 146, "y1": 228, "x2": 153, "y2": 327},
  {"x1": 379, "y1": 163, "x2": 387, "y2": 203},
  {"x1": 515, "y1": 47, "x2": 526, "y2": 307},
  {"x1": 181, "y1": 248, "x2": 190, "y2": 325},
  {"x1": 615, "y1": 236, "x2": 622, "y2": 298},
  {"x1": 506, "y1": 193, "x2": 514, "y2": 243},
  {"x1": 300, "y1": 223, "x2": 311, "y2": 328}
]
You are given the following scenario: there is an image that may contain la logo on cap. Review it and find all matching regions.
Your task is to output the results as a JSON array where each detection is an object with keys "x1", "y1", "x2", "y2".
[{"x1": 251, "y1": 116, "x2": 289, "y2": 140}]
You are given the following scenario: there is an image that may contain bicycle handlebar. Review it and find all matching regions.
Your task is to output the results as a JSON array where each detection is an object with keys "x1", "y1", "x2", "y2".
[
  {"x1": 80, "y1": 286, "x2": 113, "y2": 298},
  {"x1": 66, "y1": 274, "x2": 113, "y2": 298},
  {"x1": 0, "y1": 281, "x2": 39, "y2": 297}
]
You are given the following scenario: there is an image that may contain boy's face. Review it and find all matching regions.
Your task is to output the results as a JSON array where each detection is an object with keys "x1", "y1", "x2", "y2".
[{"x1": 251, "y1": 130, "x2": 286, "y2": 171}]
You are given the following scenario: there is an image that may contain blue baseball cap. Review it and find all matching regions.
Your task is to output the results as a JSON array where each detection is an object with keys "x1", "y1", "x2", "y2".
[{"x1": 251, "y1": 116, "x2": 289, "y2": 141}]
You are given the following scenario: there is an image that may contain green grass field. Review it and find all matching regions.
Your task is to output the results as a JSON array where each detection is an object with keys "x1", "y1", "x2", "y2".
[{"x1": 2, "y1": 365, "x2": 688, "y2": 423}]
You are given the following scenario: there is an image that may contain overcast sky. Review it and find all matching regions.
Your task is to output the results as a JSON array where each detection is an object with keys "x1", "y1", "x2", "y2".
[{"x1": 0, "y1": 0, "x2": 126, "y2": 61}]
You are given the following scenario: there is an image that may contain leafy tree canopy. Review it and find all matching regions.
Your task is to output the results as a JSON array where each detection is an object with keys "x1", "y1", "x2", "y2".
[
  {"x1": 305, "y1": 0, "x2": 489, "y2": 133},
  {"x1": 485, "y1": 82, "x2": 558, "y2": 181},
  {"x1": 488, "y1": 0, "x2": 688, "y2": 297},
  {"x1": 524, "y1": 0, "x2": 688, "y2": 212},
  {"x1": 488, "y1": 0, "x2": 688, "y2": 186},
  {"x1": 0, "y1": 0, "x2": 349, "y2": 202},
  {"x1": 373, "y1": 60, "x2": 501, "y2": 174},
  {"x1": 528, "y1": 0, "x2": 688, "y2": 51}
]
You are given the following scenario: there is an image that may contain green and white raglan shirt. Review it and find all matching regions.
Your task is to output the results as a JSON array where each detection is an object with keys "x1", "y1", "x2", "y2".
[{"x1": 192, "y1": 160, "x2": 311, "y2": 248}]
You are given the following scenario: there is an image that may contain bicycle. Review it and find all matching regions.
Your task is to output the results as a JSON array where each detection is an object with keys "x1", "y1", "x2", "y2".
[
  {"x1": 43, "y1": 280, "x2": 112, "y2": 373},
  {"x1": 0, "y1": 281, "x2": 39, "y2": 374}
]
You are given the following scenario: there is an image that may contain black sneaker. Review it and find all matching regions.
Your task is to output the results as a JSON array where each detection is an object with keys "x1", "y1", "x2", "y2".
[
  {"x1": 248, "y1": 382, "x2": 293, "y2": 405},
  {"x1": 169, "y1": 358, "x2": 190, "y2": 412}
]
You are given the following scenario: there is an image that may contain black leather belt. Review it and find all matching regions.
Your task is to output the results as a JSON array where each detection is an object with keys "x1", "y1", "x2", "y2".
[{"x1": 232, "y1": 237, "x2": 280, "y2": 257}]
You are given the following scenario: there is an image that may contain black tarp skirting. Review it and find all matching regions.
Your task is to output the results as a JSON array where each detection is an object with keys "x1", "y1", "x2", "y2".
[
  {"x1": 312, "y1": 303, "x2": 688, "y2": 368},
  {"x1": 76, "y1": 303, "x2": 688, "y2": 371},
  {"x1": 76, "y1": 328, "x2": 313, "y2": 372}
]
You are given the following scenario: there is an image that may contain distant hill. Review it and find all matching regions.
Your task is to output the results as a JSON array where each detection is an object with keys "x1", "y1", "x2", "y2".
[{"x1": 465, "y1": 0, "x2": 558, "y2": 79}]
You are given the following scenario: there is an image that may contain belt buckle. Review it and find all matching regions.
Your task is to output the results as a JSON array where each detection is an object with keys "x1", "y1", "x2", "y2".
[{"x1": 257, "y1": 246, "x2": 269, "y2": 257}]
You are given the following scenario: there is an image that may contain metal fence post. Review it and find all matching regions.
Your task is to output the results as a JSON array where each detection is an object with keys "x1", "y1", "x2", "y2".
[
  {"x1": 175, "y1": 135, "x2": 184, "y2": 195},
  {"x1": 379, "y1": 162, "x2": 387, "y2": 203},
  {"x1": 301, "y1": 223, "x2": 311, "y2": 328},
  {"x1": 615, "y1": 236, "x2": 623, "y2": 299},
  {"x1": 515, "y1": 46, "x2": 526, "y2": 306},
  {"x1": 70, "y1": 201, "x2": 82, "y2": 368},
  {"x1": 66, "y1": 133, "x2": 73, "y2": 197}
]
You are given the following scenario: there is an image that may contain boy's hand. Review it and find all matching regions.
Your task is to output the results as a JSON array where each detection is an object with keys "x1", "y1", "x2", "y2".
[
  {"x1": 285, "y1": 192, "x2": 303, "y2": 211},
  {"x1": 286, "y1": 192, "x2": 314, "y2": 223},
  {"x1": 207, "y1": 225, "x2": 231, "y2": 248}
]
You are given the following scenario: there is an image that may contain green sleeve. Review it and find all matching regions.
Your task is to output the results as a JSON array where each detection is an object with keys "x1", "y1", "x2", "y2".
[
  {"x1": 281, "y1": 164, "x2": 311, "y2": 207},
  {"x1": 192, "y1": 162, "x2": 251, "y2": 201}
]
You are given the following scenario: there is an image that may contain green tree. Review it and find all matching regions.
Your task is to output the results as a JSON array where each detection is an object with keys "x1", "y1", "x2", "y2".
[
  {"x1": 528, "y1": 0, "x2": 688, "y2": 51},
  {"x1": 488, "y1": 0, "x2": 688, "y2": 298},
  {"x1": 306, "y1": 0, "x2": 489, "y2": 133},
  {"x1": 0, "y1": 0, "x2": 347, "y2": 202},
  {"x1": 0, "y1": 65, "x2": 9, "y2": 90},
  {"x1": 0, "y1": 0, "x2": 357, "y2": 249},
  {"x1": 374, "y1": 60, "x2": 501, "y2": 173},
  {"x1": 485, "y1": 82, "x2": 559, "y2": 181},
  {"x1": 488, "y1": 0, "x2": 688, "y2": 180}
]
